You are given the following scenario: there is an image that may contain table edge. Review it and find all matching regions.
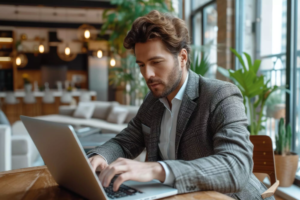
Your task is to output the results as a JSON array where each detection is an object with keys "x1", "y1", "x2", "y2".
[{"x1": 0, "y1": 166, "x2": 47, "y2": 175}]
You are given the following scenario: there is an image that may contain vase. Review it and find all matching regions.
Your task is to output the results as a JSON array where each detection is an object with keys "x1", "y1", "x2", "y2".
[
  {"x1": 275, "y1": 153, "x2": 299, "y2": 187},
  {"x1": 24, "y1": 83, "x2": 32, "y2": 93}
]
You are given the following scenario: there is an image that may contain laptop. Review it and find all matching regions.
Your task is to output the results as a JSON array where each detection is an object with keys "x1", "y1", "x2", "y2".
[{"x1": 20, "y1": 116, "x2": 178, "y2": 200}]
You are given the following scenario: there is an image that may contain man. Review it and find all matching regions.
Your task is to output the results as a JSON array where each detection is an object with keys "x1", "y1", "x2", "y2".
[{"x1": 88, "y1": 10, "x2": 274, "y2": 200}]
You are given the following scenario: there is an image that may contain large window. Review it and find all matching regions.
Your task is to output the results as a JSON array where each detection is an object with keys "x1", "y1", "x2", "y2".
[
  {"x1": 256, "y1": 0, "x2": 300, "y2": 181},
  {"x1": 258, "y1": 0, "x2": 287, "y2": 143},
  {"x1": 295, "y1": 0, "x2": 300, "y2": 179},
  {"x1": 191, "y1": 0, "x2": 217, "y2": 79}
]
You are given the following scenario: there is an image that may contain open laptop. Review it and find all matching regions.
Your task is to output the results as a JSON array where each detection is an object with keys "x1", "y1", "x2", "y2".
[{"x1": 20, "y1": 116, "x2": 178, "y2": 200}]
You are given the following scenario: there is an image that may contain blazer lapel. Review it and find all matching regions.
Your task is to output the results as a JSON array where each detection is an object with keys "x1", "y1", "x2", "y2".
[
  {"x1": 147, "y1": 100, "x2": 165, "y2": 161},
  {"x1": 175, "y1": 70, "x2": 200, "y2": 158}
]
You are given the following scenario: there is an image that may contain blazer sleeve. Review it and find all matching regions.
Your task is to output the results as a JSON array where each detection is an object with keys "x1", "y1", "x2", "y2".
[
  {"x1": 87, "y1": 106, "x2": 146, "y2": 164},
  {"x1": 163, "y1": 84, "x2": 254, "y2": 194}
]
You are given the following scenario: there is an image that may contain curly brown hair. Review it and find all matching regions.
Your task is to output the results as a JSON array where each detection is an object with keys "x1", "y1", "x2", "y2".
[{"x1": 123, "y1": 10, "x2": 191, "y2": 70}]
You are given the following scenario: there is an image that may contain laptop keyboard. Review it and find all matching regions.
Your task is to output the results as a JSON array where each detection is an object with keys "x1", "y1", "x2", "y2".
[{"x1": 103, "y1": 176, "x2": 142, "y2": 199}]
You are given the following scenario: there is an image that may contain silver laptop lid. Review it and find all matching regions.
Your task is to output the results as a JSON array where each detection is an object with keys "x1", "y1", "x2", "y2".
[{"x1": 20, "y1": 115, "x2": 107, "y2": 200}]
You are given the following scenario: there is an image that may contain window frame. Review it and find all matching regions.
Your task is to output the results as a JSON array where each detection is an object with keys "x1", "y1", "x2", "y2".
[
  {"x1": 256, "y1": 0, "x2": 300, "y2": 185},
  {"x1": 190, "y1": 0, "x2": 216, "y2": 46}
]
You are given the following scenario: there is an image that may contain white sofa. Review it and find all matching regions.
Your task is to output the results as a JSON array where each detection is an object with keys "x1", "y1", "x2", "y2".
[
  {"x1": 37, "y1": 101, "x2": 140, "y2": 134},
  {"x1": 0, "y1": 122, "x2": 39, "y2": 172},
  {"x1": 0, "y1": 125, "x2": 11, "y2": 171},
  {"x1": 0, "y1": 101, "x2": 143, "y2": 172}
]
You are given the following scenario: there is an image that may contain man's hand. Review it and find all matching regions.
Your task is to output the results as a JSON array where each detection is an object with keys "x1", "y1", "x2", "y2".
[
  {"x1": 99, "y1": 158, "x2": 166, "y2": 191},
  {"x1": 89, "y1": 155, "x2": 108, "y2": 172}
]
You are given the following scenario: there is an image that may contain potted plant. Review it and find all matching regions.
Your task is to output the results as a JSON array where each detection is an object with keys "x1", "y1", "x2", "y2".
[
  {"x1": 22, "y1": 73, "x2": 32, "y2": 93},
  {"x1": 217, "y1": 48, "x2": 288, "y2": 135},
  {"x1": 275, "y1": 118, "x2": 298, "y2": 187}
]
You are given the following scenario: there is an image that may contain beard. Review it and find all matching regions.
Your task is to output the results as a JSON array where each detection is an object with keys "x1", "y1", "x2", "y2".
[{"x1": 147, "y1": 59, "x2": 183, "y2": 99}]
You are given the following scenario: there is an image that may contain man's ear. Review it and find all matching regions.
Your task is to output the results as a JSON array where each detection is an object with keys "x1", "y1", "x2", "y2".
[{"x1": 180, "y1": 49, "x2": 188, "y2": 68}]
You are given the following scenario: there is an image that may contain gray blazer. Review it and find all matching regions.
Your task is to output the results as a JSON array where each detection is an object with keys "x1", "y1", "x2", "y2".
[{"x1": 88, "y1": 70, "x2": 274, "y2": 200}]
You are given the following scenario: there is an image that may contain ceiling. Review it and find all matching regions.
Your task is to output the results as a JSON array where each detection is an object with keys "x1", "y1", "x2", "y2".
[{"x1": 0, "y1": 0, "x2": 115, "y2": 8}]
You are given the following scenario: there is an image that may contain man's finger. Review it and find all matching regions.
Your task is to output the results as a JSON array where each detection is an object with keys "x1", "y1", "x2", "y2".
[
  {"x1": 90, "y1": 159, "x2": 98, "y2": 172},
  {"x1": 102, "y1": 165, "x2": 128, "y2": 187},
  {"x1": 99, "y1": 159, "x2": 119, "y2": 184},
  {"x1": 113, "y1": 173, "x2": 131, "y2": 191}
]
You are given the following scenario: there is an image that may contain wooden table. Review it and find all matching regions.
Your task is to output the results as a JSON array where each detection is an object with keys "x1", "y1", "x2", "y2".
[{"x1": 0, "y1": 166, "x2": 234, "y2": 200}]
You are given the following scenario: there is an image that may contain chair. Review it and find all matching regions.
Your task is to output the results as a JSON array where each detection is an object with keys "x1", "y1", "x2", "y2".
[
  {"x1": 4, "y1": 92, "x2": 18, "y2": 104},
  {"x1": 60, "y1": 92, "x2": 73, "y2": 105},
  {"x1": 23, "y1": 92, "x2": 36, "y2": 104},
  {"x1": 23, "y1": 92, "x2": 38, "y2": 117},
  {"x1": 79, "y1": 92, "x2": 91, "y2": 102},
  {"x1": 3, "y1": 93, "x2": 21, "y2": 124},
  {"x1": 42, "y1": 90, "x2": 57, "y2": 115},
  {"x1": 0, "y1": 111, "x2": 40, "y2": 172},
  {"x1": 250, "y1": 135, "x2": 280, "y2": 199}
]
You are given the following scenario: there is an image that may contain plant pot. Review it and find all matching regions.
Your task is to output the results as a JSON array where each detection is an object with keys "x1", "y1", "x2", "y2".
[
  {"x1": 24, "y1": 83, "x2": 32, "y2": 93},
  {"x1": 275, "y1": 154, "x2": 298, "y2": 187}
]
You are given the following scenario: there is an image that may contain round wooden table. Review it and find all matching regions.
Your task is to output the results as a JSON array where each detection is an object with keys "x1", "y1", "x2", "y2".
[{"x1": 0, "y1": 166, "x2": 234, "y2": 200}]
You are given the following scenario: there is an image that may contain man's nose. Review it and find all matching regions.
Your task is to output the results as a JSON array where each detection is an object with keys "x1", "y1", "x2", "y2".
[{"x1": 144, "y1": 66, "x2": 155, "y2": 80}]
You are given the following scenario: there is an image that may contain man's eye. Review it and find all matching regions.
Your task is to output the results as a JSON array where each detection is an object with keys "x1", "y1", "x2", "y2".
[
  {"x1": 138, "y1": 65, "x2": 144, "y2": 67},
  {"x1": 153, "y1": 61, "x2": 161, "y2": 64}
]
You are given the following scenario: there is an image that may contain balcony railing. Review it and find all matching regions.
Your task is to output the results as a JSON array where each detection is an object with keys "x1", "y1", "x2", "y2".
[{"x1": 259, "y1": 52, "x2": 300, "y2": 176}]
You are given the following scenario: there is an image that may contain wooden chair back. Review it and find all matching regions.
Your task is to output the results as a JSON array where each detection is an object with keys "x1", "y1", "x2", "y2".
[
  {"x1": 250, "y1": 135, "x2": 279, "y2": 199},
  {"x1": 250, "y1": 135, "x2": 277, "y2": 184}
]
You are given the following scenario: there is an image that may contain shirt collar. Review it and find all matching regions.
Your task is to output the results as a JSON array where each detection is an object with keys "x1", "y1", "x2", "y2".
[
  {"x1": 174, "y1": 72, "x2": 189, "y2": 101},
  {"x1": 159, "y1": 72, "x2": 189, "y2": 105}
]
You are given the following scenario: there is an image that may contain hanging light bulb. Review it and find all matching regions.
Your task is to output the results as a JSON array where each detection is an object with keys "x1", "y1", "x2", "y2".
[
  {"x1": 110, "y1": 58, "x2": 116, "y2": 67},
  {"x1": 84, "y1": 29, "x2": 90, "y2": 39},
  {"x1": 39, "y1": 44, "x2": 44, "y2": 53},
  {"x1": 65, "y1": 46, "x2": 71, "y2": 56},
  {"x1": 16, "y1": 56, "x2": 21, "y2": 66},
  {"x1": 97, "y1": 50, "x2": 103, "y2": 58}
]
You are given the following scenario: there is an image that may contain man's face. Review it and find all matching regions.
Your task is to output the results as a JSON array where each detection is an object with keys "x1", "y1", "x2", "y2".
[{"x1": 135, "y1": 39, "x2": 183, "y2": 98}]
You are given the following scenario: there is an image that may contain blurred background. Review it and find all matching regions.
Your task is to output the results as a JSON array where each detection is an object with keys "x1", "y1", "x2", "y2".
[{"x1": 0, "y1": 0, "x2": 299, "y2": 198}]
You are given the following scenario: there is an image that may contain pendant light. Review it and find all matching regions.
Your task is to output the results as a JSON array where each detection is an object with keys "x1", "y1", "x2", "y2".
[
  {"x1": 38, "y1": 7, "x2": 45, "y2": 54},
  {"x1": 97, "y1": 50, "x2": 103, "y2": 58},
  {"x1": 84, "y1": 29, "x2": 90, "y2": 39},
  {"x1": 110, "y1": 58, "x2": 116, "y2": 67},
  {"x1": 15, "y1": 53, "x2": 28, "y2": 68},
  {"x1": 65, "y1": 44, "x2": 71, "y2": 56},
  {"x1": 16, "y1": 56, "x2": 21, "y2": 66},
  {"x1": 78, "y1": 24, "x2": 96, "y2": 41},
  {"x1": 39, "y1": 44, "x2": 44, "y2": 53}
]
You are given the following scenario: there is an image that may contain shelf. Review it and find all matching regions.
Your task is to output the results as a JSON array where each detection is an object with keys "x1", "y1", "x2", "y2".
[
  {"x1": 0, "y1": 37, "x2": 13, "y2": 43},
  {"x1": 0, "y1": 57, "x2": 12, "y2": 62},
  {"x1": 21, "y1": 39, "x2": 46, "y2": 42}
]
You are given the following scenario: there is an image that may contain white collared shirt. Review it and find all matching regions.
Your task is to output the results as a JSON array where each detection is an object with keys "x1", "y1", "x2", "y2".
[{"x1": 158, "y1": 72, "x2": 189, "y2": 186}]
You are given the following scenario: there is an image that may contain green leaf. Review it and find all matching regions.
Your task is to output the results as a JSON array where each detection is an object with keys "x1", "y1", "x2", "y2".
[
  {"x1": 252, "y1": 59, "x2": 261, "y2": 74},
  {"x1": 230, "y1": 48, "x2": 246, "y2": 71},
  {"x1": 244, "y1": 52, "x2": 252, "y2": 68}
]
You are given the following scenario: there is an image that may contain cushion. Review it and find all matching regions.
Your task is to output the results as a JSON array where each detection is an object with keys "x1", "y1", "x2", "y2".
[
  {"x1": 92, "y1": 101, "x2": 119, "y2": 120},
  {"x1": 106, "y1": 106, "x2": 128, "y2": 124},
  {"x1": 0, "y1": 110, "x2": 10, "y2": 126},
  {"x1": 119, "y1": 105, "x2": 139, "y2": 123},
  {"x1": 73, "y1": 102, "x2": 95, "y2": 119},
  {"x1": 36, "y1": 114, "x2": 127, "y2": 134},
  {"x1": 59, "y1": 106, "x2": 77, "y2": 116}
]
